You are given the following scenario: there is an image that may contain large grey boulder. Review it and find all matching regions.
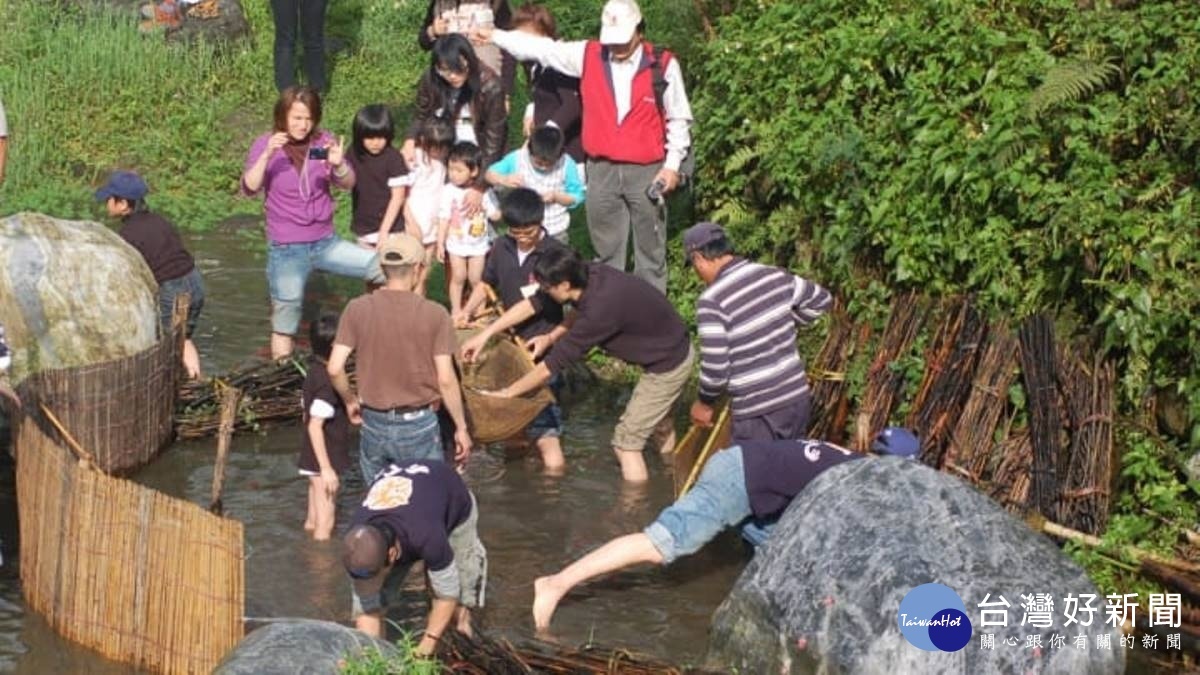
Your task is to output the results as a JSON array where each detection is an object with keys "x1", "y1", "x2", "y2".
[
  {"x1": 706, "y1": 457, "x2": 1125, "y2": 675},
  {"x1": 215, "y1": 619, "x2": 398, "y2": 675},
  {"x1": 0, "y1": 213, "x2": 158, "y2": 384}
]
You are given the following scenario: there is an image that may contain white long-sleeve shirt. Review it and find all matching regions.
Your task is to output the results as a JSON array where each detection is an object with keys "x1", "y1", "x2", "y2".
[{"x1": 492, "y1": 30, "x2": 693, "y2": 171}]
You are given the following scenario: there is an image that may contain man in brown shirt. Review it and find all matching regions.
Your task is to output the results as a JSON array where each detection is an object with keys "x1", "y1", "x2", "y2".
[{"x1": 329, "y1": 234, "x2": 472, "y2": 480}]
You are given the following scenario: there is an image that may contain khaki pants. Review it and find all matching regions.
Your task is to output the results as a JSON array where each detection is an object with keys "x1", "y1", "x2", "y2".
[{"x1": 611, "y1": 345, "x2": 694, "y2": 451}]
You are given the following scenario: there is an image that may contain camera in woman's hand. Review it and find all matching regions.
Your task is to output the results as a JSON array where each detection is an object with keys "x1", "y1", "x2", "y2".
[{"x1": 308, "y1": 146, "x2": 329, "y2": 160}]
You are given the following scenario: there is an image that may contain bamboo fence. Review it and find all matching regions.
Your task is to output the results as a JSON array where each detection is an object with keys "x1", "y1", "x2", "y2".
[
  {"x1": 14, "y1": 298, "x2": 184, "y2": 473},
  {"x1": 15, "y1": 415, "x2": 244, "y2": 674}
]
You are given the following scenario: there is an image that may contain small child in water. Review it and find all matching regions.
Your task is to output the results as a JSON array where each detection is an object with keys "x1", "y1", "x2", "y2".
[{"x1": 299, "y1": 312, "x2": 350, "y2": 540}]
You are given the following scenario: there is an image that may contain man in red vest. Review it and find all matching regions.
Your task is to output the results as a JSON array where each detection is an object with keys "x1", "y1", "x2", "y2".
[{"x1": 475, "y1": 0, "x2": 693, "y2": 294}]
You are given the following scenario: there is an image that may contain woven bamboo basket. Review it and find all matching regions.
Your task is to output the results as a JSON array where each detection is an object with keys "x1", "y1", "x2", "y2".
[{"x1": 455, "y1": 330, "x2": 555, "y2": 444}]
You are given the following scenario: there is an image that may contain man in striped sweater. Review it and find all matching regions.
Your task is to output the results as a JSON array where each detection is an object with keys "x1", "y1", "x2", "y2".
[{"x1": 685, "y1": 222, "x2": 832, "y2": 442}]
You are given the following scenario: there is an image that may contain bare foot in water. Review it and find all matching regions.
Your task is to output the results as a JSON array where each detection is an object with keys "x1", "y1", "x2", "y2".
[
  {"x1": 455, "y1": 607, "x2": 474, "y2": 637},
  {"x1": 532, "y1": 575, "x2": 566, "y2": 629}
]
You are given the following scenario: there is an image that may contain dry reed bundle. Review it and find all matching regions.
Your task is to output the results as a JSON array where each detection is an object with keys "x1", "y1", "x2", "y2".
[
  {"x1": 906, "y1": 298, "x2": 987, "y2": 467},
  {"x1": 438, "y1": 631, "x2": 722, "y2": 674},
  {"x1": 943, "y1": 326, "x2": 1019, "y2": 482},
  {"x1": 16, "y1": 416, "x2": 244, "y2": 673},
  {"x1": 987, "y1": 431, "x2": 1032, "y2": 513},
  {"x1": 175, "y1": 356, "x2": 340, "y2": 439},
  {"x1": 1018, "y1": 315, "x2": 1065, "y2": 519},
  {"x1": 806, "y1": 306, "x2": 863, "y2": 443},
  {"x1": 853, "y1": 293, "x2": 926, "y2": 451},
  {"x1": 1056, "y1": 349, "x2": 1115, "y2": 535}
]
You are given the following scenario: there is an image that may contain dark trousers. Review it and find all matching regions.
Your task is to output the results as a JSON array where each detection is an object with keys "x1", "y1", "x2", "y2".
[
  {"x1": 271, "y1": 0, "x2": 328, "y2": 93},
  {"x1": 585, "y1": 159, "x2": 668, "y2": 294},
  {"x1": 730, "y1": 392, "x2": 812, "y2": 442}
]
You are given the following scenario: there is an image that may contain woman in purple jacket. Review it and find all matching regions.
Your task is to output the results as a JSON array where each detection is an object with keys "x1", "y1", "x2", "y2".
[{"x1": 242, "y1": 86, "x2": 382, "y2": 359}]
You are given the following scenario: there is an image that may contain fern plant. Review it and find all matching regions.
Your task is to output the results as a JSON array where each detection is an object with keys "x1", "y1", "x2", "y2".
[{"x1": 1028, "y1": 59, "x2": 1121, "y2": 119}]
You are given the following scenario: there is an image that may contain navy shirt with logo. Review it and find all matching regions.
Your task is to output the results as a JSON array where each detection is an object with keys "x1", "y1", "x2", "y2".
[
  {"x1": 349, "y1": 460, "x2": 473, "y2": 574},
  {"x1": 741, "y1": 439, "x2": 863, "y2": 518}
]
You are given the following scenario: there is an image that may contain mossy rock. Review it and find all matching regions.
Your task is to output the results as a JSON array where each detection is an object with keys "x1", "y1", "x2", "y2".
[
  {"x1": 215, "y1": 619, "x2": 398, "y2": 675},
  {"x1": 0, "y1": 212, "x2": 158, "y2": 384},
  {"x1": 706, "y1": 458, "x2": 1125, "y2": 674}
]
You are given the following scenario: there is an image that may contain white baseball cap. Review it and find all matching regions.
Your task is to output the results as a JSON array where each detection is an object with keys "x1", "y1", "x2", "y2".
[{"x1": 599, "y1": 0, "x2": 642, "y2": 45}]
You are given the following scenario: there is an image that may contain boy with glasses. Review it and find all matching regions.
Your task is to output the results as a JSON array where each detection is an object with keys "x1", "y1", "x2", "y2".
[{"x1": 457, "y1": 188, "x2": 572, "y2": 471}]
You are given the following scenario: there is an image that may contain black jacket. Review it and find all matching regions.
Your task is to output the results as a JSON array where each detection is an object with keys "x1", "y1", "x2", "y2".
[{"x1": 407, "y1": 69, "x2": 509, "y2": 186}]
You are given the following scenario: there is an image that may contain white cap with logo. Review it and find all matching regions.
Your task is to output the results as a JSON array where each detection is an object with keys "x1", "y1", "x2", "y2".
[{"x1": 599, "y1": 0, "x2": 642, "y2": 45}]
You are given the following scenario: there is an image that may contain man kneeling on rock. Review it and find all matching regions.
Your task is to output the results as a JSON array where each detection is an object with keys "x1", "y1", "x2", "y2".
[
  {"x1": 343, "y1": 460, "x2": 486, "y2": 655},
  {"x1": 530, "y1": 428, "x2": 918, "y2": 629}
]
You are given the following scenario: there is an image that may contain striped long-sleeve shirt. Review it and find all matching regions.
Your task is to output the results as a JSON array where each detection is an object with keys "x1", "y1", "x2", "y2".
[{"x1": 696, "y1": 259, "x2": 832, "y2": 416}]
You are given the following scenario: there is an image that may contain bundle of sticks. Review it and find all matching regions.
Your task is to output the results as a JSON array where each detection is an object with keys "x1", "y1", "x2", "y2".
[
  {"x1": 1018, "y1": 314, "x2": 1064, "y2": 519},
  {"x1": 438, "y1": 631, "x2": 722, "y2": 674},
  {"x1": 906, "y1": 297, "x2": 987, "y2": 467},
  {"x1": 853, "y1": 293, "x2": 926, "y2": 451},
  {"x1": 987, "y1": 431, "x2": 1032, "y2": 512},
  {"x1": 806, "y1": 306, "x2": 863, "y2": 443},
  {"x1": 1056, "y1": 347, "x2": 1116, "y2": 535},
  {"x1": 175, "y1": 356, "x2": 354, "y2": 440},
  {"x1": 943, "y1": 326, "x2": 1019, "y2": 481}
]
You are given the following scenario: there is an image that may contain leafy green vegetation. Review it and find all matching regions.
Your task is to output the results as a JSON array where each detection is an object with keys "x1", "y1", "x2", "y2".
[
  {"x1": 690, "y1": 0, "x2": 1199, "y2": 592},
  {"x1": 338, "y1": 629, "x2": 441, "y2": 675},
  {"x1": 0, "y1": 0, "x2": 700, "y2": 236},
  {"x1": 0, "y1": 0, "x2": 427, "y2": 229}
]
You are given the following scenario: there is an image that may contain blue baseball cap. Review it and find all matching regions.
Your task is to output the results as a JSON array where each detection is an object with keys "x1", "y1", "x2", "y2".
[
  {"x1": 682, "y1": 221, "x2": 727, "y2": 265},
  {"x1": 872, "y1": 427, "x2": 919, "y2": 459},
  {"x1": 94, "y1": 171, "x2": 149, "y2": 202}
]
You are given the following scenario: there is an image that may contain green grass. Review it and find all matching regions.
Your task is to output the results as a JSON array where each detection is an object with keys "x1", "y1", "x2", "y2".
[
  {"x1": 338, "y1": 629, "x2": 441, "y2": 675},
  {"x1": 0, "y1": 0, "x2": 703, "y2": 234}
]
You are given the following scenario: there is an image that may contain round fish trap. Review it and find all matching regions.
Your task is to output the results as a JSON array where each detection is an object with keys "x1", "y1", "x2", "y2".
[{"x1": 455, "y1": 330, "x2": 554, "y2": 443}]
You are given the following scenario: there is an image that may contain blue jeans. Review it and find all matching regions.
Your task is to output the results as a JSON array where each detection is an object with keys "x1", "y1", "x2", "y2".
[
  {"x1": 266, "y1": 235, "x2": 381, "y2": 335},
  {"x1": 158, "y1": 267, "x2": 205, "y2": 338},
  {"x1": 644, "y1": 446, "x2": 752, "y2": 564},
  {"x1": 358, "y1": 407, "x2": 443, "y2": 482},
  {"x1": 525, "y1": 374, "x2": 564, "y2": 440}
]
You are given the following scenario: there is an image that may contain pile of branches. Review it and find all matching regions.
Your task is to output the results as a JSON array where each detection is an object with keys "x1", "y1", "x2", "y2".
[
  {"x1": 852, "y1": 293, "x2": 926, "y2": 451},
  {"x1": 438, "y1": 631, "x2": 722, "y2": 675},
  {"x1": 906, "y1": 298, "x2": 987, "y2": 467},
  {"x1": 174, "y1": 355, "x2": 352, "y2": 440},
  {"x1": 806, "y1": 305, "x2": 863, "y2": 444}
]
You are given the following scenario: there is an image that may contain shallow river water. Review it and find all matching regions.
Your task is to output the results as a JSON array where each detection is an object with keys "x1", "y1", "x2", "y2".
[{"x1": 0, "y1": 229, "x2": 745, "y2": 673}]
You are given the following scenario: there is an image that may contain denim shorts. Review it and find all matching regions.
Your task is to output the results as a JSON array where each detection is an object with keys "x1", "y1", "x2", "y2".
[
  {"x1": 158, "y1": 267, "x2": 205, "y2": 338},
  {"x1": 644, "y1": 445, "x2": 752, "y2": 564},
  {"x1": 358, "y1": 406, "x2": 444, "y2": 482},
  {"x1": 266, "y1": 235, "x2": 382, "y2": 335},
  {"x1": 524, "y1": 374, "x2": 564, "y2": 440}
]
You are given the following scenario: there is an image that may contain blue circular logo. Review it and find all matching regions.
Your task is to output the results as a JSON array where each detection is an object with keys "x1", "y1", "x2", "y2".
[{"x1": 897, "y1": 583, "x2": 972, "y2": 652}]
